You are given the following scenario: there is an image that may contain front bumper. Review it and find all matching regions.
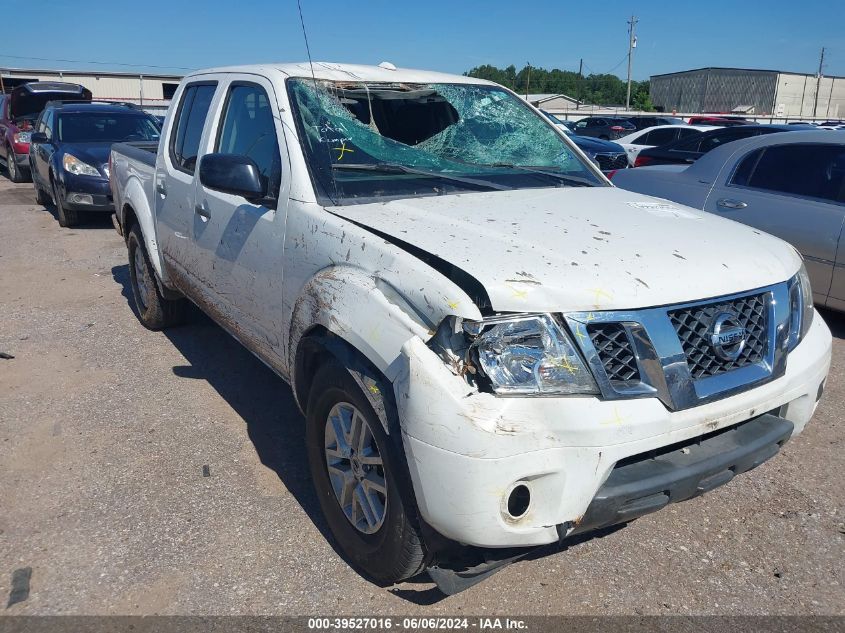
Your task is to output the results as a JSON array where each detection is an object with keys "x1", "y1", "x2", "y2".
[
  {"x1": 395, "y1": 313, "x2": 831, "y2": 548},
  {"x1": 57, "y1": 173, "x2": 113, "y2": 212}
]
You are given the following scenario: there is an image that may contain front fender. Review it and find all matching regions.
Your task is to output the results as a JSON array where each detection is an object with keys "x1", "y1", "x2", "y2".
[
  {"x1": 288, "y1": 266, "x2": 433, "y2": 379},
  {"x1": 121, "y1": 174, "x2": 168, "y2": 285}
]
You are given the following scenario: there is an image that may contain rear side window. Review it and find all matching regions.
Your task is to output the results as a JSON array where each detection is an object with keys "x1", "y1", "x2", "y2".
[
  {"x1": 644, "y1": 128, "x2": 677, "y2": 146},
  {"x1": 215, "y1": 84, "x2": 282, "y2": 201},
  {"x1": 730, "y1": 149, "x2": 763, "y2": 187},
  {"x1": 672, "y1": 135, "x2": 703, "y2": 153},
  {"x1": 698, "y1": 131, "x2": 745, "y2": 153},
  {"x1": 735, "y1": 144, "x2": 845, "y2": 202},
  {"x1": 170, "y1": 83, "x2": 216, "y2": 173}
]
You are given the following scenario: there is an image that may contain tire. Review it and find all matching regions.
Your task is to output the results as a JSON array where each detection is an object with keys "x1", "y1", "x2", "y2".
[
  {"x1": 126, "y1": 224, "x2": 187, "y2": 329},
  {"x1": 306, "y1": 360, "x2": 425, "y2": 584},
  {"x1": 52, "y1": 180, "x2": 79, "y2": 227},
  {"x1": 35, "y1": 183, "x2": 50, "y2": 207},
  {"x1": 6, "y1": 146, "x2": 27, "y2": 183}
]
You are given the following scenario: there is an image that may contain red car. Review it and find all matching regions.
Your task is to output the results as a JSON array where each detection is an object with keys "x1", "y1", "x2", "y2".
[{"x1": 0, "y1": 82, "x2": 91, "y2": 182}]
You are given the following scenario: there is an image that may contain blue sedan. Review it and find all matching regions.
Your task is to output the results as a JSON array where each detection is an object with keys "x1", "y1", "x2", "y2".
[{"x1": 29, "y1": 102, "x2": 160, "y2": 227}]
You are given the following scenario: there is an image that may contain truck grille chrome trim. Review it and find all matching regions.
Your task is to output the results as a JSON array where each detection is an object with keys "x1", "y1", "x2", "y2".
[
  {"x1": 564, "y1": 283, "x2": 791, "y2": 411},
  {"x1": 669, "y1": 293, "x2": 767, "y2": 379},
  {"x1": 587, "y1": 323, "x2": 641, "y2": 383}
]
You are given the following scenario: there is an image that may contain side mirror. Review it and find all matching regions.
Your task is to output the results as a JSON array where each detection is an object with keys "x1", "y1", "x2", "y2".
[
  {"x1": 199, "y1": 153, "x2": 265, "y2": 201},
  {"x1": 31, "y1": 132, "x2": 48, "y2": 144}
]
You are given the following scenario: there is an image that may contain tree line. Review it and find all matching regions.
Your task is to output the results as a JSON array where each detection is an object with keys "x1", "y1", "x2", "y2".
[{"x1": 464, "y1": 64, "x2": 654, "y2": 111}]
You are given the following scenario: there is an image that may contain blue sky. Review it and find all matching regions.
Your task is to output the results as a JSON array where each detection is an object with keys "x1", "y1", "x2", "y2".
[{"x1": 4, "y1": 1, "x2": 844, "y2": 80}]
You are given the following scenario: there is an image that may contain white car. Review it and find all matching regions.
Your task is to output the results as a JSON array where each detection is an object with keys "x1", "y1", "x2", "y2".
[
  {"x1": 617, "y1": 124, "x2": 718, "y2": 165},
  {"x1": 108, "y1": 62, "x2": 831, "y2": 594}
]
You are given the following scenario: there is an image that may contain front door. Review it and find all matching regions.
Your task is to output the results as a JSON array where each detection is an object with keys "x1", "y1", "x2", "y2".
[{"x1": 189, "y1": 78, "x2": 290, "y2": 364}]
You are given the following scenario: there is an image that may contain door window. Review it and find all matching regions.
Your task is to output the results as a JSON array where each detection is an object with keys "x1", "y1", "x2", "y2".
[
  {"x1": 644, "y1": 128, "x2": 677, "y2": 146},
  {"x1": 170, "y1": 83, "x2": 217, "y2": 173},
  {"x1": 42, "y1": 111, "x2": 54, "y2": 139},
  {"x1": 698, "y1": 130, "x2": 744, "y2": 153},
  {"x1": 215, "y1": 84, "x2": 281, "y2": 201},
  {"x1": 734, "y1": 144, "x2": 845, "y2": 202}
]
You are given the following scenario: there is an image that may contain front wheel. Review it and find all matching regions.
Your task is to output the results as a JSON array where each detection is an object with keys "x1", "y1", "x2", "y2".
[
  {"x1": 306, "y1": 361, "x2": 425, "y2": 584},
  {"x1": 127, "y1": 225, "x2": 186, "y2": 329},
  {"x1": 6, "y1": 147, "x2": 27, "y2": 183},
  {"x1": 35, "y1": 183, "x2": 51, "y2": 207},
  {"x1": 52, "y1": 181, "x2": 78, "y2": 227}
]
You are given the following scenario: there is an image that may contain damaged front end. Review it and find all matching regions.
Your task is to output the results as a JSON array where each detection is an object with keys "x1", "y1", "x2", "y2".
[{"x1": 428, "y1": 313, "x2": 597, "y2": 397}]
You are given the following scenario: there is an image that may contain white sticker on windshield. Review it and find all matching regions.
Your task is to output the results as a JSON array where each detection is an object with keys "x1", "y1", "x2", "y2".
[{"x1": 625, "y1": 201, "x2": 702, "y2": 219}]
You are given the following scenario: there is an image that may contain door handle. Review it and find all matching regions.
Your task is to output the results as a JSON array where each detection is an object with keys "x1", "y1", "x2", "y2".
[
  {"x1": 194, "y1": 203, "x2": 211, "y2": 219},
  {"x1": 155, "y1": 181, "x2": 167, "y2": 196},
  {"x1": 717, "y1": 198, "x2": 748, "y2": 210}
]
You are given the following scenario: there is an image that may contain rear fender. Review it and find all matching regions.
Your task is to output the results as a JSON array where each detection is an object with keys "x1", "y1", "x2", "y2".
[{"x1": 121, "y1": 175, "x2": 170, "y2": 286}]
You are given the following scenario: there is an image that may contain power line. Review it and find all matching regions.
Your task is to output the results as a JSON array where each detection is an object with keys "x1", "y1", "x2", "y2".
[{"x1": 0, "y1": 53, "x2": 194, "y2": 72}]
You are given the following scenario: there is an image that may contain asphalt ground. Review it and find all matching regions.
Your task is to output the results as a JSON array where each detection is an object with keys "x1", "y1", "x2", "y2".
[{"x1": 0, "y1": 175, "x2": 843, "y2": 616}]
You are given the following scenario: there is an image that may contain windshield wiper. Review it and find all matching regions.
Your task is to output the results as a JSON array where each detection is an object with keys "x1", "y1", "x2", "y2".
[
  {"x1": 331, "y1": 162, "x2": 511, "y2": 191},
  {"x1": 489, "y1": 163, "x2": 596, "y2": 187}
]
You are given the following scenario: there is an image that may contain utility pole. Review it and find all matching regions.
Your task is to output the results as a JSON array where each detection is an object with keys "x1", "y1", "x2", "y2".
[
  {"x1": 813, "y1": 47, "x2": 825, "y2": 118},
  {"x1": 525, "y1": 62, "x2": 531, "y2": 101},
  {"x1": 625, "y1": 15, "x2": 638, "y2": 111},
  {"x1": 576, "y1": 58, "x2": 583, "y2": 110}
]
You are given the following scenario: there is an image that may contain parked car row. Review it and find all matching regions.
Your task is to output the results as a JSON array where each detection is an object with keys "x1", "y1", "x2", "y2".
[
  {"x1": 102, "y1": 62, "x2": 831, "y2": 594},
  {"x1": 0, "y1": 81, "x2": 162, "y2": 226}
]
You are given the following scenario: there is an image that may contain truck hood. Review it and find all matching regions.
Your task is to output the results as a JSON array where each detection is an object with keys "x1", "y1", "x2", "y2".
[{"x1": 328, "y1": 187, "x2": 801, "y2": 313}]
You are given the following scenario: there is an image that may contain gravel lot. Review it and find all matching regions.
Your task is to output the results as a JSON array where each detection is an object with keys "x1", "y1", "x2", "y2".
[{"x1": 0, "y1": 175, "x2": 843, "y2": 616}]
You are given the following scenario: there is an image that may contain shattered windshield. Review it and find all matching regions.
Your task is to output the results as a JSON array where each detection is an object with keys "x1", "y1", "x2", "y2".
[{"x1": 287, "y1": 79, "x2": 605, "y2": 204}]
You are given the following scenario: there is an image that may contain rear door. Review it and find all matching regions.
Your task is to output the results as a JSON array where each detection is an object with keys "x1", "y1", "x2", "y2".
[
  {"x1": 189, "y1": 76, "x2": 289, "y2": 361},
  {"x1": 30, "y1": 109, "x2": 54, "y2": 185},
  {"x1": 155, "y1": 81, "x2": 219, "y2": 285},
  {"x1": 704, "y1": 142, "x2": 845, "y2": 303}
]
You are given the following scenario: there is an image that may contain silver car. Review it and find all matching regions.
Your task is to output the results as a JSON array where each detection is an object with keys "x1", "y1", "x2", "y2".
[{"x1": 611, "y1": 130, "x2": 845, "y2": 310}]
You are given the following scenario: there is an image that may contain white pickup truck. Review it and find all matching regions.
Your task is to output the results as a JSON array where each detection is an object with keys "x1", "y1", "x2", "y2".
[{"x1": 109, "y1": 62, "x2": 831, "y2": 594}]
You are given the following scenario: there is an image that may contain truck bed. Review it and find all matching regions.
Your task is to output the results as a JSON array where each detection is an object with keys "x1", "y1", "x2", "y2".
[{"x1": 111, "y1": 141, "x2": 157, "y2": 167}]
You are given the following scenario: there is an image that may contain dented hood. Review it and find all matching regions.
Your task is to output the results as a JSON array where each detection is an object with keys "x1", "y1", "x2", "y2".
[{"x1": 328, "y1": 187, "x2": 802, "y2": 313}]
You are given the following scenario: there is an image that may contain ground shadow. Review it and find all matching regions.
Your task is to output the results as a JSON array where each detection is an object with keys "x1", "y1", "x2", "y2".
[
  {"x1": 111, "y1": 264, "x2": 343, "y2": 572},
  {"x1": 39, "y1": 200, "x2": 114, "y2": 230},
  {"x1": 818, "y1": 307, "x2": 845, "y2": 339}
]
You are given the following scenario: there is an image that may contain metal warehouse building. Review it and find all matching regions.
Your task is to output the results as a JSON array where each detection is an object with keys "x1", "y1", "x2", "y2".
[
  {"x1": 0, "y1": 67, "x2": 184, "y2": 113},
  {"x1": 650, "y1": 67, "x2": 845, "y2": 119}
]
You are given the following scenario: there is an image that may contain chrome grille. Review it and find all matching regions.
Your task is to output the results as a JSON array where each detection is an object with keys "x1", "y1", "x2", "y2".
[
  {"x1": 669, "y1": 293, "x2": 767, "y2": 379},
  {"x1": 595, "y1": 153, "x2": 628, "y2": 171},
  {"x1": 587, "y1": 323, "x2": 640, "y2": 383}
]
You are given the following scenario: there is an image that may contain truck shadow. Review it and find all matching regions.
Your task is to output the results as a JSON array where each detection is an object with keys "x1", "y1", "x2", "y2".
[
  {"x1": 110, "y1": 264, "x2": 353, "y2": 576},
  {"x1": 818, "y1": 307, "x2": 845, "y2": 339}
]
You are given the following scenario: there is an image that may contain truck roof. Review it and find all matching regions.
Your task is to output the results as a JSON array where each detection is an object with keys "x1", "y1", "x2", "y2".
[{"x1": 185, "y1": 62, "x2": 496, "y2": 86}]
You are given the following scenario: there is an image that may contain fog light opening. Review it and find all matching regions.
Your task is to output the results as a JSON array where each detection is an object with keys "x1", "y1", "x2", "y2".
[{"x1": 506, "y1": 484, "x2": 531, "y2": 519}]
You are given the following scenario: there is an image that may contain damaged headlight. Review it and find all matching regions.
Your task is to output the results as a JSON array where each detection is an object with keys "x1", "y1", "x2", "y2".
[
  {"x1": 788, "y1": 263, "x2": 814, "y2": 350},
  {"x1": 464, "y1": 314, "x2": 598, "y2": 395}
]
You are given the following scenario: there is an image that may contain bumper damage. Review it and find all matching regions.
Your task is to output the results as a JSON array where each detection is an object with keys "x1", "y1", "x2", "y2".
[{"x1": 395, "y1": 313, "x2": 831, "y2": 550}]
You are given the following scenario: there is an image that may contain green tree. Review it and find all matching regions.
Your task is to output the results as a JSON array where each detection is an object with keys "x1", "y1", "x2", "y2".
[{"x1": 465, "y1": 63, "x2": 647, "y2": 108}]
